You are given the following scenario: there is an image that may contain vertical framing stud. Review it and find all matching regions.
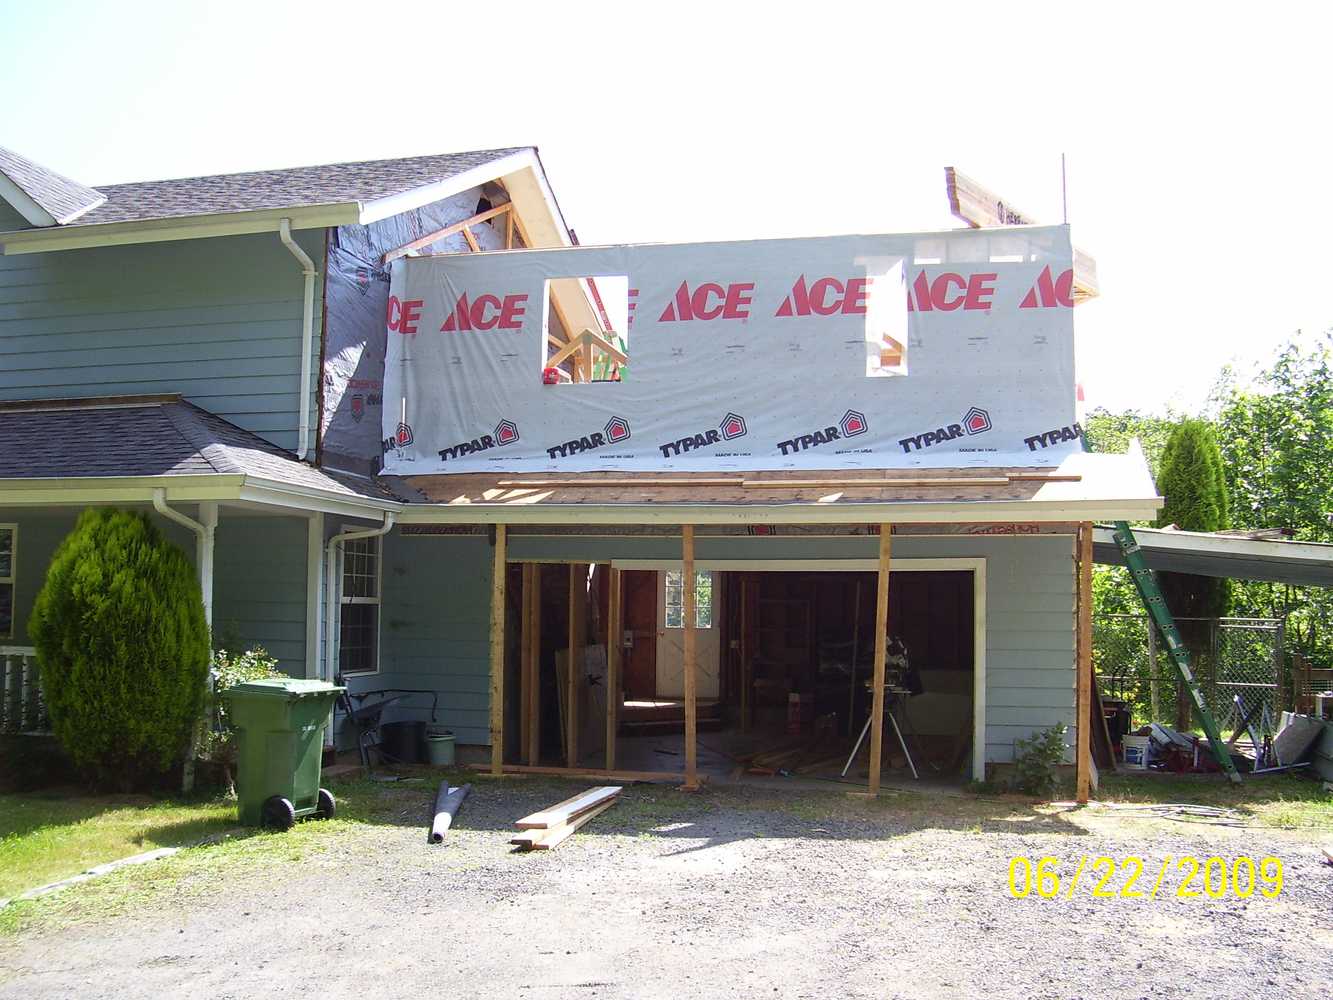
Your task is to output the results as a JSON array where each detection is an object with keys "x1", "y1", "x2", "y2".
[
  {"x1": 682, "y1": 526, "x2": 698, "y2": 788},
  {"x1": 520, "y1": 563, "x2": 534, "y2": 761},
  {"x1": 740, "y1": 574, "x2": 753, "y2": 732},
  {"x1": 606, "y1": 567, "x2": 622, "y2": 770},
  {"x1": 567, "y1": 563, "x2": 586, "y2": 767},
  {"x1": 527, "y1": 563, "x2": 542, "y2": 764},
  {"x1": 1076, "y1": 523, "x2": 1094, "y2": 803},
  {"x1": 867, "y1": 525, "x2": 891, "y2": 797},
  {"x1": 489, "y1": 524, "x2": 507, "y2": 776}
]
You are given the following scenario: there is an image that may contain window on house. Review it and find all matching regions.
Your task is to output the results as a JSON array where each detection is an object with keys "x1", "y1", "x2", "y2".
[
  {"x1": 664, "y1": 570, "x2": 712, "y2": 629},
  {"x1": 339, "y1": 537, "x2": 380, "y2": 674},
  {"x1": 0, "y1": 526, "x2": 14, "y2": 640},
  {"x1": 542, "y1": 275, "x2": 629, "y2": 384}
]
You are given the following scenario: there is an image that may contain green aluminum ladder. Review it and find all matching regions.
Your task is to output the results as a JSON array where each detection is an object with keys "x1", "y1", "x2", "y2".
[{"x1": 1108, "y1": 521, "x2": 1241, "y2": 782}]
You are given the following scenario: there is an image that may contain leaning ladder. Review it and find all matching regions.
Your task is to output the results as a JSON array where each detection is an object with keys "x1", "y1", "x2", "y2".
[{"x1": 1109, "y1": 522, "x2": 1241, "y2": 782}]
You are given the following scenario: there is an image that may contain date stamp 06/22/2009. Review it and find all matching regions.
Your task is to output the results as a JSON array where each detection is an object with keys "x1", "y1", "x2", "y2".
[{"x1": 1007, "y1": 856, "x2": 1284, "y2": 900}]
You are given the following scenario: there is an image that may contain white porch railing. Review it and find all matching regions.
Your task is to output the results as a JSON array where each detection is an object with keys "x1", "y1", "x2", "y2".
[{"x1": 0, "y1": 646, "x2": 48, "y2": 733}]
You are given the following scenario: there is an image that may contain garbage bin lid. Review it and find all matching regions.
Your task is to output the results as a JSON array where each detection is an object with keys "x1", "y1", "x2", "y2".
[{"x1": 227, "y1": 678, "x2": 346, "y2": 698}]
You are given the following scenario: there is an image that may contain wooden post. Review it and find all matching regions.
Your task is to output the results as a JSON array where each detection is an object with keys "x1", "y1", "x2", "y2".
[
  {"x1": 867, "y1": 525, "x2": 892, "y2": 796},
  {"x1": 740, "y1": 575, "x2": 752, "y2": 732},
  {"x1": 682, "y1": 526, "x2": 698, "y2": 788},
  {"x1": 567, "y1": 563, "x2": 586, "y2": 767},
  {"x1": 519, "y1": 563, "x2": 533, "y2": 760},
  {"x1": 527, "y1": 564, "x2": 541, "y2": 764},
  {"x1": 489, "y1": 524, "x2": 507, "y2": 776},
  {"x1": 1076, "y1": 523, "x2": 1094, "y2": 803},
  {"x1": 606, "y1": 567, "x2": 622, "y2": 770}
]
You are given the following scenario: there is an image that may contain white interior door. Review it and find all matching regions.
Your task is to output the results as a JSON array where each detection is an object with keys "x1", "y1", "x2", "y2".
[{"x1": 655, "y1": 570, "x2": 720, "y2": 700}]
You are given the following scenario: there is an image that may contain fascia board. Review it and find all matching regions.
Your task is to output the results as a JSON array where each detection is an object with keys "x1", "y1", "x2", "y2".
[
  {"x1": 357, "y1": 149, "x2": 541, "y2": 226},
  {"x1": 236, "y1": 480, "x2": 398, "y2": 519},
  {"x1": 0, "y1": 203, "x2": 360, "y2": 255},
  {"x1": 394, "y1": 498, "x2": 1163, "y2": 526},
  {"x1": 0, "y1": 475, "x2": 244, "y2": 505}
]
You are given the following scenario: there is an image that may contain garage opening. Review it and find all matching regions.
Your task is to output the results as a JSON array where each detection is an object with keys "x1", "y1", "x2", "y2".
[{"x1": 507, "y1": 559, "x2": 982, "y2": 787}]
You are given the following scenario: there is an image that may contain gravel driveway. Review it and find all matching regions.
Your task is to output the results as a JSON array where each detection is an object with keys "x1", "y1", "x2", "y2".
[{"x1": 1, "y1": 780, "x2": 1329, "y2": 999}]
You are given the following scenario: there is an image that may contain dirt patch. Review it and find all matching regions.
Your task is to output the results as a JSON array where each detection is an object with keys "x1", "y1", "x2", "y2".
[{"x1": 1, "y1": 780, "x2": 1329, "y2": 999}]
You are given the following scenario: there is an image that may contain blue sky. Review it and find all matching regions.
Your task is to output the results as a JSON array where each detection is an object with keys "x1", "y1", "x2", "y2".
[{"x1": 4, "y1": 0, "x2": 1329, "y2": 415}]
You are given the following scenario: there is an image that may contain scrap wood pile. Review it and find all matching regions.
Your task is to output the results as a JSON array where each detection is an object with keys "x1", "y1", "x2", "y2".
[
  {"x1": 732, "y1": 727, "x2": 846, "y2": 777},
  {"x1": 510, "y1": 785, "x2": 620, "y2": 851}
]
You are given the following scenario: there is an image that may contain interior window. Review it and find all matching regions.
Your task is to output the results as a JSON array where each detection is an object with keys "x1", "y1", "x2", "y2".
[{"x1": 665, "y1": 570, "x2": 712, "y2": 629}]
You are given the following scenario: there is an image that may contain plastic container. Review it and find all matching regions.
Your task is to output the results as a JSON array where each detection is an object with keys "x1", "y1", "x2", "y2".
[
  {"x1": 426, "y1": 728, "x2": 456, "y2": 766},
  {"x1": 1122, "y1": 734, "x2": 1150, "y2": 770},
  {"x1": 380, "y1": 719, "x2": 427, "y2": 764},
  {"x1": 223, "y1": 678, "x2": 344, "y2": 829}
]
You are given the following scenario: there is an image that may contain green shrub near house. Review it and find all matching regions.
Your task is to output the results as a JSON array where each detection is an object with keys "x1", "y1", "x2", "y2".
[{"x1": 27, "y1": 509, "x2": 210, "y2": 790}]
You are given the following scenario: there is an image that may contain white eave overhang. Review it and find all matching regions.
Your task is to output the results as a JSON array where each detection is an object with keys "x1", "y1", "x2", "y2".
[{"x1": 1093, "y1": 525, "x2": 1333, "y2": 587}]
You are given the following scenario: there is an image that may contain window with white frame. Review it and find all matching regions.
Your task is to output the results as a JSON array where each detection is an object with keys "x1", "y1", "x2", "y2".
[
  {"x1": 339, "y1": 536, "x2": 380, "y2": 674},
  {"x1": 0, "y1": 526, "x2": 14, "y2": 640},
  {"x1": 664, "y1": 570, "x2": 712, "y2": 629}
]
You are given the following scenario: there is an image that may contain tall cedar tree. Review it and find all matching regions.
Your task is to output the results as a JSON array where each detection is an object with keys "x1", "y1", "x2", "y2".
[
  {"x1": 1154, "y1": 420, "x2": 1230, "y2": 726},
  {"x1": 28, "y1": 509, "x2": 210, "y2": 790}
]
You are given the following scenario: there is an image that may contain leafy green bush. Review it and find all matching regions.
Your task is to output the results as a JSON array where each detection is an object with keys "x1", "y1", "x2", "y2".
[
  {"x1": 198, "y1": 646, "x2": 283, "y2": 770},
  {"x1": 1011, "y1": 723, "x2": 1068, "y2": 798},
  {"x1": 27, "y1": 509, "x2": 210, "y2": 789}
]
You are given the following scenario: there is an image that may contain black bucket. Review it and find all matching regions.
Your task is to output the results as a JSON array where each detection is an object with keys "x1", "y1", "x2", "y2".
[{"x1": 380, "y1": 720, "x2": 426, "y2": 764}]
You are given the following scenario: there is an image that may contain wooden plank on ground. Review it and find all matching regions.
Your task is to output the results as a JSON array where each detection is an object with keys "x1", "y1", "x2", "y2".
[
  {"x1": 514, "y1": 797, "x2": 618, "y2": 851},
  {"x1": 515, "y1": 785, "x2": 622, "y2": 830}
]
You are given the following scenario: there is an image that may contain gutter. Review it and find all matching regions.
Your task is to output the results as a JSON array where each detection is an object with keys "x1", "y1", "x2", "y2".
[
  {"x1": 324, "y1": 512, "x2": 396, "y2": 681},
  {"x1": 279, "y1": 218, "x2": 317, "y2": 461}
]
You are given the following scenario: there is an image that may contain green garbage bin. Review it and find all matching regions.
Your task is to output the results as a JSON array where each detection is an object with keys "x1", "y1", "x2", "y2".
[{"x1": 224, "y1": 678, "x2": 345, "y2": 830}]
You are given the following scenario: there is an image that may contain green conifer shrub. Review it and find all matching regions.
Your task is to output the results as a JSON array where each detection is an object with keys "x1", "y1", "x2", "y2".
[{"x1": 28, "y1": 509, "x2": 210, "y2": 789}]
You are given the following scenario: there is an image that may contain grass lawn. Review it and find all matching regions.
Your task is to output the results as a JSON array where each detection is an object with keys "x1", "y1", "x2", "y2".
[{"x1": 1093, "y1": 770, "x2": 1333, "y2": 829}]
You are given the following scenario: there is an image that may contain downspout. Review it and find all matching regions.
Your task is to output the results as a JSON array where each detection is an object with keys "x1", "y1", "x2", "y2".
[
  {"x1": 324, "y1": 513, "x2": 397, "y2": 683},
  {"x1": 152, "y1": 491, "x2": 218, "y2": 793},
  {"x1": 279, "y1": 218, "x2": 317, "y2": 462}
]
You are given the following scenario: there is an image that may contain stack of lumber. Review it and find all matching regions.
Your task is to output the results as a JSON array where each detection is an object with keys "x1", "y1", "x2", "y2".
[
  {"x1": 509, "y1": 785, "x2": 620, "y2": 851},
  {"x1": 735, "y1": 734, "x2": 847, "y2": 777}
]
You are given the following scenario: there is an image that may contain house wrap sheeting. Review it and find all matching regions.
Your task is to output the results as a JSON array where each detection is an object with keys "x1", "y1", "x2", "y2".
[{"x1": 382, "y1": 225, "x2": 1078, "y2": 474}]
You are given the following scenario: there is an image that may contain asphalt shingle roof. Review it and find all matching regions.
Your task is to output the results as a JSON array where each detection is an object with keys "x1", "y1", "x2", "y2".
[
  {"x1": 68, "y1": 147, "x2": 526, "y2": 227},
  {"x1": 0, "y1": 146, "x2": 105, "y2": 225},
  {"x1": 0, "y1": 395, "x2": 398, "y2": 502}
]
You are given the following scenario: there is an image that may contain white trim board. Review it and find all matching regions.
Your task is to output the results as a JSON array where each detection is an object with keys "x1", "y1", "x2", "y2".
[{"x1": 609, "y1": 555, "x2": 988, "y2": 781}]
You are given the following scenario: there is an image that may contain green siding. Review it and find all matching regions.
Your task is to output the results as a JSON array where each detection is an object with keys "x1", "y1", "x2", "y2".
[
  {"x1": 367, "y1": 532, "x2": 493, "y2": 745},
  {"x1": 0, "y1": 202, "x2": 30, "y2": 232},
  {"x1": 0, "y1": 230, "x2": 325, "y2": 451},
  {"x1": 0, "y1": 507, "x2": 309, "y2": 678}
]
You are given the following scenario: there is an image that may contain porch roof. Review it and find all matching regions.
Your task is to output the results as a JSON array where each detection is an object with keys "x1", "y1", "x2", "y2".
[
  {"x1": 387, "y1": 449, "x2": 1161, "y2": 525},
  {"x1": 0, "y1": 395, "x2": 401, "y2": 515},
  {"x1": 1093, "y1": 525, "x2": 1333, "y2": 587}
]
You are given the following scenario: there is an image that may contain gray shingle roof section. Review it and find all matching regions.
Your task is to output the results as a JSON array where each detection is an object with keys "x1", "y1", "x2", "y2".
[
  {"x1": 0, "y1": 146, "x2": 106, "y2": 225},
  {"x1": 0, "y1": 396, "x2": 399, "y2": 502},
  {"x1": 68, "y1": 147, "x2": 527, "y2": 227}
]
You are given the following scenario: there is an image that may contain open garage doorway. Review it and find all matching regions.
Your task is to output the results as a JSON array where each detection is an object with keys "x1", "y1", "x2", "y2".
[{"x1": 604, "y1": 558, "x2": 985, "y2": 784}]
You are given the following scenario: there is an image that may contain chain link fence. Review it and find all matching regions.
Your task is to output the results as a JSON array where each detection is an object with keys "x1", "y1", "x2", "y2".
[{"x1": 1094, "y1": 615, "x2": 1285, "y2": 733}]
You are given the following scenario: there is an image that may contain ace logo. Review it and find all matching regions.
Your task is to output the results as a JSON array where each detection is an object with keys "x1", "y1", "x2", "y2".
[
  {"x1": 1019, "y1": 266, "x2": 1075, "y2": 309},
  {"x1": 774, "y1": 276, "x2": 869, "y2": 317},
  {"x1": 658, "y1": 281, "x2": 755, "y2": 322},
  {"x1": 899, "y1": 407, "x2": 992, "y2": 453},
  {"x1": 386, "y1": 295, "x2": 424, "y2": 334},
  {"x1": 440, "y1": 292, "x2": 528, "y2": 331},
  {"x1": 659, "y1": 412, "x2": 749, "y2": 458},
  {"x1": 907, "y1": 271, "x2": 997, "y2": 312},
  {"x1": 438, "y1": 418, "x2": 521, "y2": 462},
  {"x1": 547, "y1": 416, "x2": 632, "y2": 460}
]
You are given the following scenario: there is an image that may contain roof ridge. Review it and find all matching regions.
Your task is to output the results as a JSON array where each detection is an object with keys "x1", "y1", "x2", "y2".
[{"x1": 160, "y1": 401, "x2": 246, "y2": 476}]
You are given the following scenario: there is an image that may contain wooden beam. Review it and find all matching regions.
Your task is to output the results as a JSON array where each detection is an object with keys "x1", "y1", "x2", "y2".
[
  {"x1": 491, "y1": 474, "x2": 1081, "y2": 489},
  {"x1": 467, "y1": 762, "x2": 703, "y2": 784},
  {"x1": 1075, "y1": 523, "x2": 1094, "y2": 803},
  {"x1": 461, "y1": 226, "x2": 481, "y2": 253},
  {"x1": 505, "y1": 207, "x2": 514, "y2": 250},
  {"x1": 682, "y1": 526, "x2": 699, "y2": 789},
  {"x1": 381, "y1": 202, "x2": 511, "y2": 264},
  {"x1": 520, "y1": 563, "x2": 533, "y2": 761},
  {"x1": 740, "y1": 574, "x2": 752, "y2": 732},
  {"x1": 527, "y1": 564, "x2": 541, "y2": 765},
  {"x1": 489, "y1": 524, "x2": 507, "y2": 776},
  {"x1": 514, "y1": 785, "x2": 621, "y2": 830},
  {"x1": 867, "y1": 525, "x2": 892, "y2": 796},
  {"x1": 606, "y1": 567, "x2": 621, "y2": 770},
  {"x1": 567, "y1": 563, "x2": 586, "y2": 767}
]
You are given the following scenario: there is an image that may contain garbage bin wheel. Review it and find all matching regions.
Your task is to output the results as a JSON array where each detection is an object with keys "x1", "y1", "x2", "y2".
[
  {"x1": 260, "y1": 795, "x2": 296, "y2": 831},
  {"x1": 315, "y1": 787, "x2": 336, "y2": 820}
]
